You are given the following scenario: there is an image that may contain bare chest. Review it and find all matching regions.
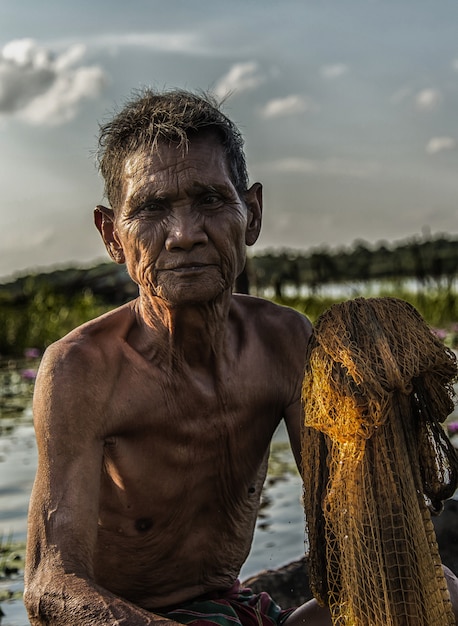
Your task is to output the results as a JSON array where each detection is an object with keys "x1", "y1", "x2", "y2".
[
  {"x1": 91, "y1": 332, "x2": 295, "y2": 602},
  {"x1": 98, "y1": 356, "x2": 280, "y2": 520},
  {"x1": 104, "y1": 349, "x2": 282, "y2": 447}
]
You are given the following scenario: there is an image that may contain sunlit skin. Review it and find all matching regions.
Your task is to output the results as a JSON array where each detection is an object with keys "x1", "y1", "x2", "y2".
[
  {"x1": 102, "y1": 136, "x2": 253, "y2": 308},
  {"x1": 24, "y1": 134, "x2": 335, "y2": 625},
  {"x1": 24, "y1": 132, "x2": 458, "y2": 626}
]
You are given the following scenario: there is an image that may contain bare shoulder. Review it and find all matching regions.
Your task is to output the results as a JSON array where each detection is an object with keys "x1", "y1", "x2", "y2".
[
  {"x1": 231, "y1": 295, "x2": 311, "y2": 413},
  {"x1": 231, "y1": 295, "x2": 312, "y2": 373},
  {"x1": 232, "y1": 294, "x2": 312, "y2": 345},
  {"x1": 39, "y1": 301, "x2": 136, "y2": 374},
  {"x1": 34, "y1": 302, "x2": 137, "y2": 423}
]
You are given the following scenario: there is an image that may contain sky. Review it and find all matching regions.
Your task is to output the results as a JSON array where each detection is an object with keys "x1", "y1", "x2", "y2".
[{"x1": 1, "y1": 0, "x2": 458, "y2": 280}]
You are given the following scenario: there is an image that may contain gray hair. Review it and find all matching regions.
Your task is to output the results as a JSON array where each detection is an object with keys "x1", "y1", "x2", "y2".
[{"x1": 97, "y1": 88, "x2": 249, "y2": 209}]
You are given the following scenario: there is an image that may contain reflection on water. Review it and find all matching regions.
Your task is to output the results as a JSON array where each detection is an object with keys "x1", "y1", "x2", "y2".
[
  {"x1": 0, "y1": 359, "x2": 305, "y2": 625},
  {"x1": 0, "y1": 359, "x2": 39, "y2": 625}
]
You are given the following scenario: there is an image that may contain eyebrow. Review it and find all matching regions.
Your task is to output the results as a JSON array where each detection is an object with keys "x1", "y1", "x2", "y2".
[
  {"x1": 191, "y1": 182, "x2": 235, "y2": 196},
  {"x1": 127, "y1": 181, "x2": 235, "y2": 209},
  {"x1": 127, "y1": 189, "x2": 166, "y2": 210}
]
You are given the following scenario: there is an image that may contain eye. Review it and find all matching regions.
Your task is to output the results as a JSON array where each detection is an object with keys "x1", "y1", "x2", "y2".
[
  {"x1": 199, "y1": 193, "x2": 224, "y2": 209},
  {"x1": 138, "y1": 201, "x2": 166, "y2": 216}
]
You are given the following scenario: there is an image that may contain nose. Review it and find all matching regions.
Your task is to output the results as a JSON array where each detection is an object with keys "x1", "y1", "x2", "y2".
[{"x1": 165, "y1": 210, "x2": 208, "y2": 252}]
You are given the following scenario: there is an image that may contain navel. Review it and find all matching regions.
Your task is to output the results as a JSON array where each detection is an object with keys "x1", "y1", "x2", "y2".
[{"x1": 135, "y1": 517, "x2": 154, "y2": 533}]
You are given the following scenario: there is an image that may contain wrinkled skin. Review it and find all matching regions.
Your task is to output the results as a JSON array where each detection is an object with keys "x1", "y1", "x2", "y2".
[
  {"x1": 24, "y1": 134, "x2": 329, "y2": 625},
  {"x1": 99, "y1": 135, "x2": 255, "y2": 308},
  {"x1": 23, "y1": 134, "x2": 458, "y2": 626}
]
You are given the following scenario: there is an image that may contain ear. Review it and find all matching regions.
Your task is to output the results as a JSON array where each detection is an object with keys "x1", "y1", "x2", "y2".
[
  {"x1": 94, "y1": 205, "x2": 126, "y2": 264},
  {"x1": 244, "y1": 183, "x2": 263, "y2": 247}
]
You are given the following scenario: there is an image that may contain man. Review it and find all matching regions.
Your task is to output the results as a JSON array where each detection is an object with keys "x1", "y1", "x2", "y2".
[
  {"x1": 24, "y1": 89, "x2": 458, "y2": 626},
  {"x1": 23, "y1": 88, "x2": 332, "y2": 625}
]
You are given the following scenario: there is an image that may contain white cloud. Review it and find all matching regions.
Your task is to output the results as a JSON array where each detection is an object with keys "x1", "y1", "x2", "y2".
[
  {"x1": 214, "y1": 62, "x2": 264, "y2": 99},
  {"x1": 94, "y1": 31, "x2": 202, "y2": 54},
  {"x1": 52, "y1": 30, "x2": 253, "y2": 59},
  {"x1": 20, "y1": 66, "x2": 107, "y2": 126},
  {"x1": 260, "y1": 95, "x2": 315, "y2": 119},
  {"x1": 53, "y1": 43, "x2": 86, "y2": 71},
  {"x1": 415, "y1": 88, "x2": 442, "y2": 112},
  {"x1": 3, "y1": 39, "x2": 51, "y2": 68},
  {"x1": 320, "y1": 63, "x2": 349, "y2": 79},
  {"x1": 426, "y1": 136, "x2": 456, "y2": 155},
  {"x1": 0, "y1": 38, "x2": 108, "y2": 126},
  {"x1": 266, "y1": 157, "x2": 379, "y2": 179}
]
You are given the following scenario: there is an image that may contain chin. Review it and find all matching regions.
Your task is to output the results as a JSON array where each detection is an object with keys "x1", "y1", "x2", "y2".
[
  {"x1": 156, "y1": 273, "x2": 229, "y2": 306},
  {"x1": 160, "y1": 282, "x2": 228, "y2": 307},
  {"x1": 164, "y1": 289, "x2": 226, "y2": 307}
]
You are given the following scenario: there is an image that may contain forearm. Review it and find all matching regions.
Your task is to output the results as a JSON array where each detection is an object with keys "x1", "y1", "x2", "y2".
[{"x1": 24, "y1": 573, "x2": 182, "y2": 626}]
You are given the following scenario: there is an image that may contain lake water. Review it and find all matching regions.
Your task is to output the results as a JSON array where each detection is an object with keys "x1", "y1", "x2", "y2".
[{"x1": 0, "y1": 358, "x2": 306, "y2": 626}]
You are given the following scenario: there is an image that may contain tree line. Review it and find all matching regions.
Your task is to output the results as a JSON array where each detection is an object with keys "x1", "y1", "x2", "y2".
[
  {"x1": 1, "y1": 232, "x2": 458, "y2": 355},
  {"x1": 246, "y1": 233, "x2": 458, "y2": 298},
  {"x1": 2, "y1": 232, "x2": 457, "y2": 305}
]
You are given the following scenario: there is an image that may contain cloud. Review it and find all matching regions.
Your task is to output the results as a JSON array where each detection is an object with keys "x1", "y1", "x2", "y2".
[
  {"x1": 452, "y1": 59, "x2": 458, "y2": 72},
  {"x1": 94, "y1": 31, "x2": 203, "y2": 54},
  {"x1": 426, "y1": 136, "x2": 456, "y2": 155},
  {"x1": 260, "y1": 95, "x2": 316, "y2": 118},
  {"x1": 320, "y1": 64, "x2": 349, "y2": 79},
  {"x1": 0, "y1": 38, "x2": 107, "y2": 126},
  {"x1": 415, "y1": 88, "x2": 442, "y2": 112},
  {"x1": 214, "y1": 62, "x2": 264, "y2": 99},
  {"x1": 53, "y1": 29, "x2": 255, "y2": 59},
  {"x1": 266, "y1": 157, "x2": 379, "y2": 179}
]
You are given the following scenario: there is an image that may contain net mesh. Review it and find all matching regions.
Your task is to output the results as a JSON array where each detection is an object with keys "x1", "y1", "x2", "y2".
[{"x1": 301, "y1": 297, "x2": 458, "y2": 625}]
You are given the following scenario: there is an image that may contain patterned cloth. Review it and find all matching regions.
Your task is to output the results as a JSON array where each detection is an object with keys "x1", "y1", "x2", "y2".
[{"x1": 157, "y1": 580, "x2": 295, "y2": 626}]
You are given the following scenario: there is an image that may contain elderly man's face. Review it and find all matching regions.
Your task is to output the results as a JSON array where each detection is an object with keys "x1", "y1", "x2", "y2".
[{"x1": 96, "y1": 134, "x2": 262, "y2": 306}]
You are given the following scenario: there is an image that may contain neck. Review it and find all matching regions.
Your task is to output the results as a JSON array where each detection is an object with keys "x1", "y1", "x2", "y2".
[{"x1": 133, "y1": 289, "x2": 232, "y2": 368}]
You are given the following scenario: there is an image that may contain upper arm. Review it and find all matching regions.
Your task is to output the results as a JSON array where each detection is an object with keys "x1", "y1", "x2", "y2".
[
  {"x1": 27, "y1": 341, "x2": 106, "y2": 580},
  {"x1": 284, "y1": 397, "x2": 303, "y2": 473},
  {"x1": 282, "y1": 311, "x2": 313, "y2": 474}
]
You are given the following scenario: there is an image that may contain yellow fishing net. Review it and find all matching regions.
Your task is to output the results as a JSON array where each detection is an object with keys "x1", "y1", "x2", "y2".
[{"x1": 301, "y1": 297, "x2": 458, "y2": 626}]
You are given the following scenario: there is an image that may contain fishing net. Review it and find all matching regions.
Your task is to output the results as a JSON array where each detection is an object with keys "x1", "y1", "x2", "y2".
[{"x1": 301, "y1": 297, "x2": 458, "y2": 626}]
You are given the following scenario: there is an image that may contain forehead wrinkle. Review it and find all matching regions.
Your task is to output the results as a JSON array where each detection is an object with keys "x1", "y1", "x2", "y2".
[
  {"x1": 125, "y1": 135, "x2": 228, "y2": 178},
  {"x1": 120, "y1": 139, "x2": 237, "y2": 208},
  {"x1": 126, "y1": 165, "x2": 235, "y2": 202}
]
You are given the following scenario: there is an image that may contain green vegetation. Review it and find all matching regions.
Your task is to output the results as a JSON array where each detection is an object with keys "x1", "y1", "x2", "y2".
[
  {"x1": 275, "y1": 287, "x2": 458, "y2": 336},
  {"x1": 0, "y1": 287, "x2": 111, "y2": 356},
  {"x1": 1, "y1": 282, "x2": 457, "y2": 357}
]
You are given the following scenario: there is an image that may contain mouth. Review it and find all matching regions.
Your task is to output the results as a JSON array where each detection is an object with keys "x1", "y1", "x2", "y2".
[{"x1": 159, "y1": 263, "x2": 216, "y2": 273}]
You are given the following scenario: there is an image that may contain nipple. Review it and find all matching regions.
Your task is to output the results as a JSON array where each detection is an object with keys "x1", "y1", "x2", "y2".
[{"x1": 135, "y1": 517, "x2": 154, "y2": 532}]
